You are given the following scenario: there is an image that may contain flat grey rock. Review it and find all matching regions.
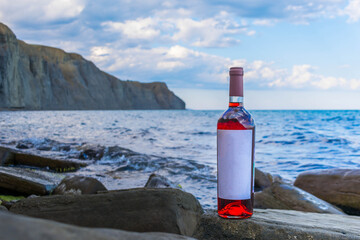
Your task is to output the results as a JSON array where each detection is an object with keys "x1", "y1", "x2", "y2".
[
  {"x1": 0, "y1": 210, "x2": 194, "y2": 240},
  {"x1": 0, "y1": 166, "x2": 64, "y2": 195},
  {"x1": 193, "y1": 209, "x2": 360, "y2": 240},
  {"x1": 10, "y1": 188, "x2": 203, "y2": 236}
]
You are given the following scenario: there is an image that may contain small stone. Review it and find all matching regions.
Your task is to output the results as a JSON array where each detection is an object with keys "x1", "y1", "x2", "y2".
[
  {"x1": 53, "y1": 176, "x2": 107, "y2": 195},
  {"x1": 145, "y1": 173, "x2": 180, "y2": 189}
]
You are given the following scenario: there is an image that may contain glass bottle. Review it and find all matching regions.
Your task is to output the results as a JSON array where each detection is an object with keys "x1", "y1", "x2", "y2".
[{"x1": 217, "y1": 67, "x2": 255, "y2": 219}]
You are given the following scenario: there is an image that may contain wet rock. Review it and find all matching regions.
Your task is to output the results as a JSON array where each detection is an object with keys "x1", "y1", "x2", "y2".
[
  {"x1": 254, "y1": 168, "x2": 273, "y2": 191},
  {"x1": 77, "y1": 144, "x2": 105, "y2": 160},
  {"x1": 254, "y1": 182, "x2": 344, "y2": 214},
  {"x1": 0, "y1": 205, "x2": 7, "y2": 211},
  {"x1": 0, "y1": 211, "x2": 194, "y2": 240},
  {"x1": 0, "y1": 145, "x2": 88, "y2": 171},
  {"x1": 105, "y1": 146, "x2": 138, "y2": 158},
  {"x1": 193, "y1": 209, "x2": 360, "y2": 240},
  {"x1": 10, "y1": 188, "x2": 203, "y2": 236},
  {"x1": 0, "y1": 166, "x2": 63, "y2": 195},
  {"x1": 16, "y1": 142, "x2": 30, "y2": 149},
  {"x1": 294, "y1": 169, "x2": 360, "y2": 215},
  {"x1": 145, "y1": 173, "x2": 180, "y2": 189},
  {"x1": 53, "y1": 176, "x2": 107, "y2": 195},
  {"x1": 14, "y1": 152, "x2": 88, "y2": 171}
]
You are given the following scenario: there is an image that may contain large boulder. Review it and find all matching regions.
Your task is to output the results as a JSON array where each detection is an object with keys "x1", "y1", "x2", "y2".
[
  {"x1": 294, "y1": 169, "x2": 360, "y2": 215},
  {"x1": 10, "y1": 188, "x2": 203, "y2": 236},
  {"x1": 193, "y1": 209, "x2": 360, "y2": 240},
  {"x1": 0, "y1": 166, "x2": 63, "y2": 195},
  {"x1": 53, "y1": 176, "x2": 107, "y2": 195},
  {"x1": 0, "y1": 211, "x2": 194, "y2": 240},
  {"x1": 254, "y1": 182, "x2": 344, "y2": 214}
]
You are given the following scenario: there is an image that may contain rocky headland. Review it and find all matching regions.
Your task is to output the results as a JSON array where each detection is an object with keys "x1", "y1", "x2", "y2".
[{"x1": 0, "y1": 22, "x2": 185, "y2": 110}]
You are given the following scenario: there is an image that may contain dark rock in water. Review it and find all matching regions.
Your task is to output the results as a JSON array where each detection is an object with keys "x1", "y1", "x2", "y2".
[
  {"x1": 0, "y1": 22, "x2": 185, "y2": 110},
  {"x1": 294, "y1": 169, "x2": 360, "y2": 215},
  {"x1": 14, "y1": 152, "x2": 88, "y2": 171},
  {"x1": 0, "y1": 145, "x2": 88, "y2": 171},
  {"x1": 53, "y1": 176, "x2": 107, "y2": 195},
  {"x1": 254, "y1": 168, "x2": 273, "y2": 191},
  {"x1": 0, "y1": 166, "x2": 63, "y2": 195},
  {"x1": 105, "y1": 146, "x2": 138, "y2": 158},
  {"x1": 77, "y1": 144, "x2": 105, "y2": 160},
  {"x1": 145, "y1": 173, "x2": 180, "y2": 189},
  {"x1": 15, "y1": 142, "x2": 30, "y2": 149},
  {"x1": 10, "y1": 188, "x2": 203, "y2": 236},
  {"x1": 193, "y1": 209, "x2": 360, "y2": 240},
  {"x1": 254, "y1": 182, "x2": 344, "y2": 214},
  {"x1": 0, "y1": 211, "x2": 194, "y2": 240}
]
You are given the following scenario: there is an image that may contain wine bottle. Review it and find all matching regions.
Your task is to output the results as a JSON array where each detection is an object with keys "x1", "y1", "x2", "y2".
[{"x1": 217, "y1": 67, "x2": 255, "y2": 219}]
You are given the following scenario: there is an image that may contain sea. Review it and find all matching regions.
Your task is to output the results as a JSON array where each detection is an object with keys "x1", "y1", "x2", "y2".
[{"x1": 1, "y1": 110, "x2": 359, "y2": 208}]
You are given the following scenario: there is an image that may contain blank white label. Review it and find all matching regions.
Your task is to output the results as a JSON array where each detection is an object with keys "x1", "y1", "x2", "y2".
[{"x1": 217, "y1": 129, "x2": 253, "y2": 200}]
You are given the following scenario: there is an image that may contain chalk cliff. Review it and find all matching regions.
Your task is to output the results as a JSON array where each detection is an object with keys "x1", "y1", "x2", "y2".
[{"x1": 0, "y1": 23, "x2": 185, "y2": 110}]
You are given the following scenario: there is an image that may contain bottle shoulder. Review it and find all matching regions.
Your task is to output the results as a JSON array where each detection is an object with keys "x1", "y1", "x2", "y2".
[{"x1": 218, "y1": 107, "x2": 255, "y2": 130}]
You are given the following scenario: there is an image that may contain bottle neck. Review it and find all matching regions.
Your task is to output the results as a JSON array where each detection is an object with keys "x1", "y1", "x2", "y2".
[{"x1": 229, "y1": 96, "x2": 243, "y2": 107}]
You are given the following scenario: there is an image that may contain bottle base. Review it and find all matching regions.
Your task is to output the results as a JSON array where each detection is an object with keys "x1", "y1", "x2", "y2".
[{"x1": 217, "y1": 197, "x2": 253, "y2": 219}]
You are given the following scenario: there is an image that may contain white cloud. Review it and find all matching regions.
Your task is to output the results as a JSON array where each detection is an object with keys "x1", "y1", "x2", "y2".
[
  {"x1": 100, "y1": 11, "x2": 247, "y2": 48},
  {"x1": 171, "y1": 11, "x2": 245, "y2": 47},
  {"x1": 88, "y1": 44, "x2": 360, "y2": 90},
  {"x1": 267, "y1": 64, "x2": 360, "y2": 90},
  {"x1": 0, "y1": 0, "x2": 85, "y2": 23},
  {"x1": 341, "y1": 0, "x2": 360, "y2": 22},
  {"x1": 102, "y1": 18, "x2": 160, "y2": 40},
  {"x1": 252, "y1": 19, "x2": 275, "y2": 26}
]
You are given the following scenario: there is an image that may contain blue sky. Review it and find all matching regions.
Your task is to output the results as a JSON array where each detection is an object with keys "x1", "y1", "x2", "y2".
[{"x1": 1, "y1": 0, "x2": 360, "y2": 109}]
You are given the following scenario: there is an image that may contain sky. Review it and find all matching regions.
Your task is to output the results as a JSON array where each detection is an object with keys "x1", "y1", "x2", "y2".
[{"x1": 0, "y1": 0, "x2": 360, "y2": 109}]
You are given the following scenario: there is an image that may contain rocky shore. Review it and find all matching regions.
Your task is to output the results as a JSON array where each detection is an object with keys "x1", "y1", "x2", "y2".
[{"x1": 1, "y1": 141, "x2": 360, "y2": 239}]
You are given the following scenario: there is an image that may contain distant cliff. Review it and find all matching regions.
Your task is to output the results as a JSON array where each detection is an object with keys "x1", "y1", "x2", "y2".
[{"x1": 0, "y1": 23, "x2": 185, "y2": 110}]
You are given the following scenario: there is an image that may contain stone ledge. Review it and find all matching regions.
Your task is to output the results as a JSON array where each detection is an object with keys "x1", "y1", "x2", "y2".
[{"x1": 193, "y1": 209, "x2": 360, "y2": 240}]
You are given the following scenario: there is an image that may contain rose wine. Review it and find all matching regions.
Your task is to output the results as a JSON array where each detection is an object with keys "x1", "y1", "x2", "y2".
[{"x1": 217, "y1": 67, "x2": 255, "y2": 219}]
